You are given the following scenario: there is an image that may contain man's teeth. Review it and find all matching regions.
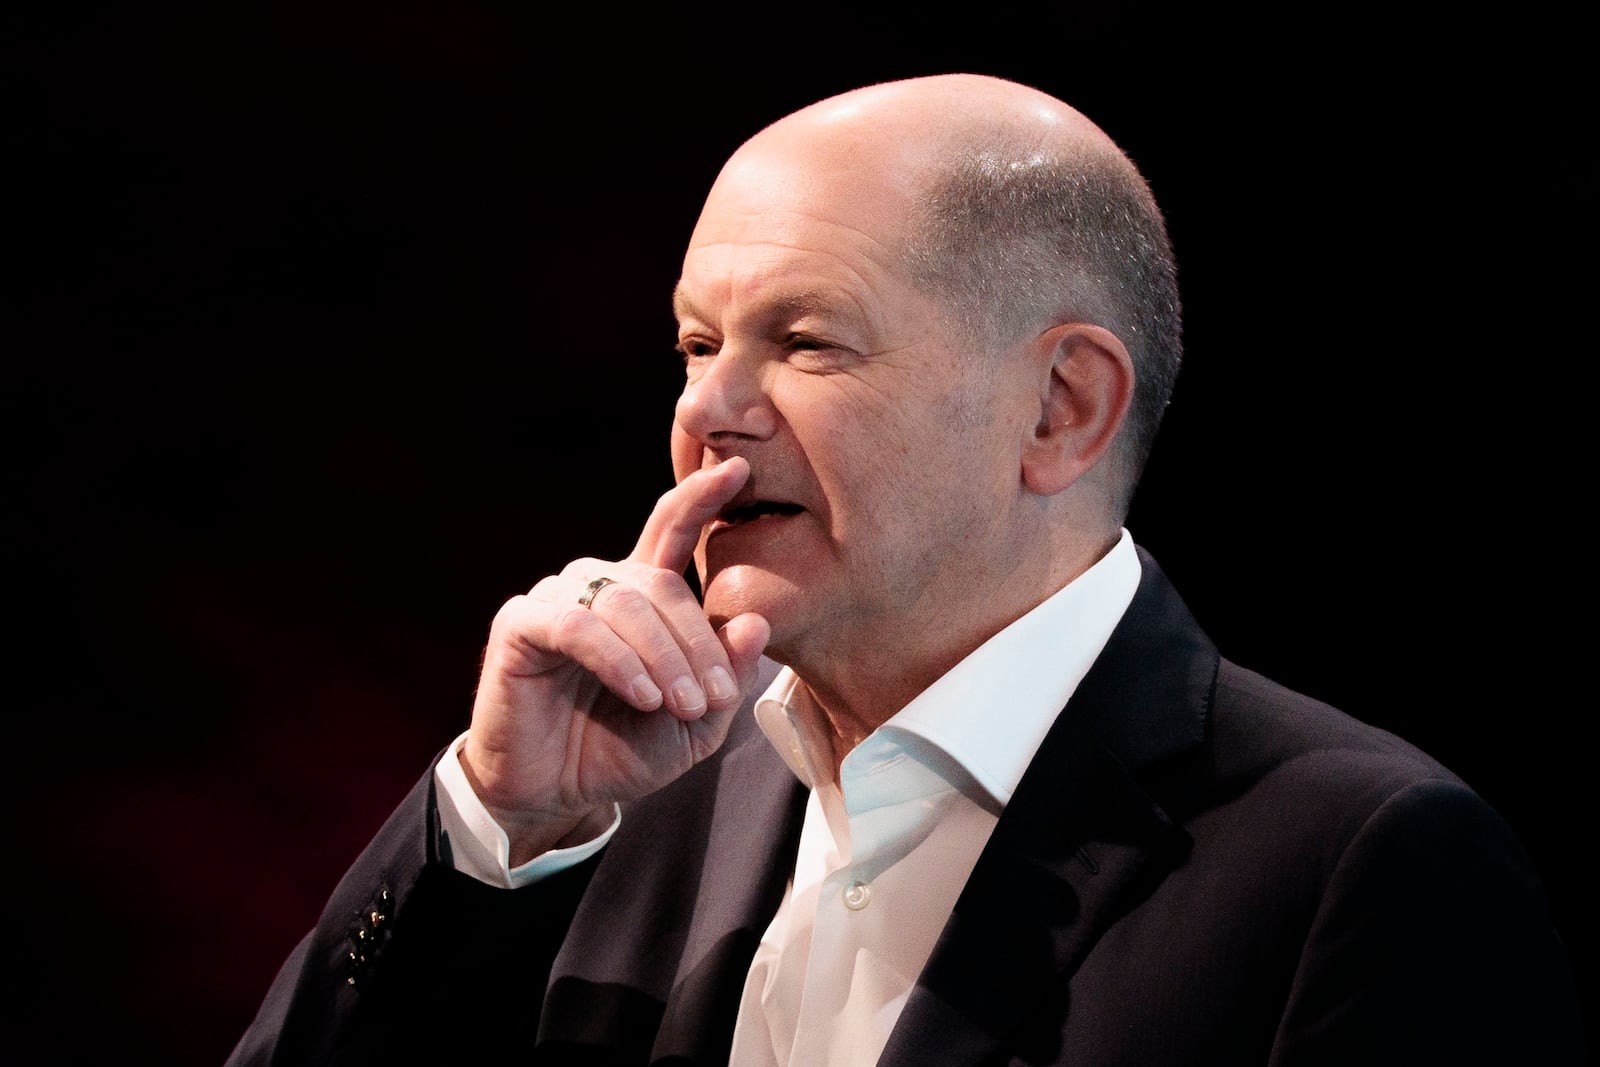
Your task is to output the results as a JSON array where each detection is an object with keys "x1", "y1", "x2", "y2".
[{"x1": 724, "y1": 501, "x2": 801, "y2": 525}]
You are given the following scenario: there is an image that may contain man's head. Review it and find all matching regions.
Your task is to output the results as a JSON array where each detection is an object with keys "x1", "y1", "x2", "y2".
[{"x1": 670, "y1": 74, "x2": 1182, "y2": 696}]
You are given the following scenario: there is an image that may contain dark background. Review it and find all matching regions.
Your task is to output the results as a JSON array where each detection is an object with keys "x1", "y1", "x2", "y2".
[{"x1": 6, "y1": 7, "x2": 1590, "y2": 1064}]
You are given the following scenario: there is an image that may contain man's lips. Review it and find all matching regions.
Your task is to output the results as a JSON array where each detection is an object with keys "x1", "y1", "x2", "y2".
[{"x1": 707, "y1": 499, "x2": 805, "y2": 534}]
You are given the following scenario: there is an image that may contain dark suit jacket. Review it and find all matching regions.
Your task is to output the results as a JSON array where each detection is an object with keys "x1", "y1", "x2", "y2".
[{"x1": 228, "y1": 548, "x2": 1585, "y2": 1065}]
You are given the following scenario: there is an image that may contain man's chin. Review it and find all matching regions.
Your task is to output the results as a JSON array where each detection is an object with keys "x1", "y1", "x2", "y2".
[{"x1": 700, "y1": 566, "x2": 803, "y2": 633}]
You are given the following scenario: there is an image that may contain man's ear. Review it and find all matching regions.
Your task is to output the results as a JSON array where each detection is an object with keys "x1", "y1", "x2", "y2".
[{"x1": 1020, "y1": 323, "x2": 1134, "y2": 496}]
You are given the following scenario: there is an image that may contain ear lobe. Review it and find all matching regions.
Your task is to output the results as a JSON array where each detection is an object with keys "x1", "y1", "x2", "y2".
[{"x1": 1020, "y1": 323, "x2": 1135, "y2": 496}]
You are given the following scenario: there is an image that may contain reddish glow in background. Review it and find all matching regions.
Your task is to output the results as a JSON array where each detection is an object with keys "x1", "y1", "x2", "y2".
[{"x1": 7, "y1": 8, "x2": 1589, "y2": 1063}]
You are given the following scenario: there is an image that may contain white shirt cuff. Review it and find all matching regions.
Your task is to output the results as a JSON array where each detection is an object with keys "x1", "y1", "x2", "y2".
[{"x1": 433, "y1": 731, "x2": 621, "y2": 889}]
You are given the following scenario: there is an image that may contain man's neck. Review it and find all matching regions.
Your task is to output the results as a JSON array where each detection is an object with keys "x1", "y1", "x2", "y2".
[{"x1": 777, "y1": 529, "x2": 1127, "y2": 783}]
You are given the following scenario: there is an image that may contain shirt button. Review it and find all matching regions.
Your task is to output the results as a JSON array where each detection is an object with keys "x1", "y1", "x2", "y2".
[{"x1": 842, "y1": 880, "x2": 871, "y2": 910}]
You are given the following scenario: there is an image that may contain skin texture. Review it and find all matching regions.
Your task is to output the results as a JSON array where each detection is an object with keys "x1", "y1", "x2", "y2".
[{"x1": 461, "y1": 74, "x2": 1135, "y2": 862}]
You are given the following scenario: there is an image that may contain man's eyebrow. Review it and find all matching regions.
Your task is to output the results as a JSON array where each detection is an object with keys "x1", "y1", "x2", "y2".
[
  {"x1": 672, "y1": 285, "x2": 849, "y2": 328},
  {"x1": 670, "y1": 284, "x2": 699, "y2": 324}
]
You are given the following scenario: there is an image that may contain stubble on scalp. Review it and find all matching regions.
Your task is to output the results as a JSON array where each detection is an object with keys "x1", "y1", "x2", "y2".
[{"x1": 899, "y1": 127, "x2": 1184, "y2": 507}]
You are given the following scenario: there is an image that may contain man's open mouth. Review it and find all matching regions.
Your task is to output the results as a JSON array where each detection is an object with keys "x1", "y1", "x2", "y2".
[{"x1": 714, "y1": 500, "x2": 805, "y2": 528}]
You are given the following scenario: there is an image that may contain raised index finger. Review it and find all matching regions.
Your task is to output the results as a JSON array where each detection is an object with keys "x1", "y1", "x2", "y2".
[{"x1": 630, "y1": 456, "x2": 750, "y2": 573}]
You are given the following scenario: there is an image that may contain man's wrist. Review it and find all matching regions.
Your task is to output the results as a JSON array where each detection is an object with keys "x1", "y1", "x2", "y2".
[{"x1": 434, "y1": 732, "x2": 620, "y2": 888}]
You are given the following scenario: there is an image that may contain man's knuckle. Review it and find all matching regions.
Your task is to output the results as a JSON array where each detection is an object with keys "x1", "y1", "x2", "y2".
[
  {"x1": 552, "y1": 606, "x2": 592, "y2": 644},
  {"x1": 683, "y1": 630, "x2": 724, "y2": 661},
  {"x1": 641, "y1": 569, "x2": 683, "y2": 597},
  {"x1": 602, "y1": 583, "x2": 645, "y2": 611},
  {"x1": 601, "y1": 646, "x2": 642, "y2": 680}
]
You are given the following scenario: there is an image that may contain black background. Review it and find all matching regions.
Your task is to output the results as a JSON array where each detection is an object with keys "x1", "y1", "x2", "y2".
[{"x1": 6, "y1": 7, "x2": 1591, "y2": 1064}]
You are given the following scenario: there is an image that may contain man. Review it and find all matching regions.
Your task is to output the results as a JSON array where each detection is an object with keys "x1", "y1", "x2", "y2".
[{"x1": 228, "y1": 74, "x2": 1584, "y2": 1064}]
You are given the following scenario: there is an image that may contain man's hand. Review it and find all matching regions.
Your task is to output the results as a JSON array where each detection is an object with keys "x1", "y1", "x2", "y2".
[{"x1": 459, "y1": 457, "x2": 770, "y2": 864}]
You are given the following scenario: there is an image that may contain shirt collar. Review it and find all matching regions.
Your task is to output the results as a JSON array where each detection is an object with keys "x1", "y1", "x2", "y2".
[{"x1": 754, "y1": 529, "x2": 1141, "y2": 805}]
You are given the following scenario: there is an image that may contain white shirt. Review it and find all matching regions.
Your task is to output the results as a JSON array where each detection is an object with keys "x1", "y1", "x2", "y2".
[{"x1": 435, "y1": 530, "x2": 1141, "y2": 1064}]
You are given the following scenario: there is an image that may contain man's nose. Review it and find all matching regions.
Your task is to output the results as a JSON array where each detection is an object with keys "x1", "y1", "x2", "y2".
[{"x1": 674, "y1": 347, "x2": 777, "y2": 445}]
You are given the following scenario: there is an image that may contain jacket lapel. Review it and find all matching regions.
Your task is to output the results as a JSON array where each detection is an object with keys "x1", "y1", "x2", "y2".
[
  {"x1": 651, "y1": 717, "x2": 807, "y2": 1062},
  {"x1": 537, "y1": 657, "x2": 806, "y2": 1065},
  {"x1": 881, "y1": 548, "x2": 1215, "y2": 1065}
]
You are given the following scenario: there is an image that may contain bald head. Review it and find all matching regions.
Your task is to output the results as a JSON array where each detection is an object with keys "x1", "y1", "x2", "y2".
[
  {"x1": 755, "y1": 73, "x2": 1119, "y2": 155},
  {"x1": 693, "y1": 73, "x2": 1183, "y2": 520}
]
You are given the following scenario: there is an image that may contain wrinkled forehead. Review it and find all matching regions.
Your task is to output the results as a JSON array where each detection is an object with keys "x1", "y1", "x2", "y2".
[
  {"x1": 677, "y1": 134, "x2": 928, "y2": 317},
  {"x1": 691, "y1": 133, "x2": 923, "y2": 250}
]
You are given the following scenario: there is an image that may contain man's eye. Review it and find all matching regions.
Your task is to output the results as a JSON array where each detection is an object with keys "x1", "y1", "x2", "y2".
[
  {"x1": 786, "y1": 336, "x2": 852, "y2": 370},
  {"x1": 785, "y1": 331, "x2": 840, "y2": 353},
  {"x1": 675, "y1": 339, "x2": 715, "y2": 361},
  {"x1": 786, "y1": 336, "x2": 839, "y2": 361}
]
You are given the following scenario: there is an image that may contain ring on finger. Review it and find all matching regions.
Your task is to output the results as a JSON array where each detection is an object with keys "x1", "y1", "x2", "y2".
[{"x1": 578, "y1": 576, "x2": 618, "y2": 608}]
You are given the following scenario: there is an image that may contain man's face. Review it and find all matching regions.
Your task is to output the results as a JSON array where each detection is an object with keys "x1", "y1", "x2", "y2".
[{"x1": 669, "y1": 133, "x2": 1036, "y2": 670}]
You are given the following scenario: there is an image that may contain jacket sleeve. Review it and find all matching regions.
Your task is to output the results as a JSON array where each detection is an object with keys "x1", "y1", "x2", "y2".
[
  {"x1": 1269, "y1": 776, "x2": 1587, "y2": 1065},
  {"x1": 224, "y1": 756, "x2": 599, "y2": 1066}
]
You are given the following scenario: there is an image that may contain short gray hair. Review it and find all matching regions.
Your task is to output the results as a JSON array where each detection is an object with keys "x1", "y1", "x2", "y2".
[{"x1": 903, "y1": 138, "x2": 1183, "y2": 518}]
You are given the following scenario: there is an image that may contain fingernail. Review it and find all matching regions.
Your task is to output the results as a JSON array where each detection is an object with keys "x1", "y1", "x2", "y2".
[
  {"x1": 632, "y1": 674, "x2": 663, "y2": 707},
  {"x1": 670, "y1": 676, "x2": 706, "y2": 717},
  {"x1": 703, "y1": 665, "x2": 737, "y2": 704}
]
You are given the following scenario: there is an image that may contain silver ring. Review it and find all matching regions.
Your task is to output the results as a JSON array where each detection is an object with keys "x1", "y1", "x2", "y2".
[{"x1": 578, "y1": 576, "x2": 617, "y2": 608}]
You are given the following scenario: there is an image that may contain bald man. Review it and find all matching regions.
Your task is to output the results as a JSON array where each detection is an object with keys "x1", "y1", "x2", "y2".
[{"x1": 228, "y1": 75, "x2": 1584, "y2": 1065}]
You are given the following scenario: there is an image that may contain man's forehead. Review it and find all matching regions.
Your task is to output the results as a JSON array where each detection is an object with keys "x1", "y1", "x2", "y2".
[
  {"x1": 673, "y1": 168, "x2": 921, "y2": 333},
  {"x1": 690, "y1": 136, "x2": 919, "y2": 253}
]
